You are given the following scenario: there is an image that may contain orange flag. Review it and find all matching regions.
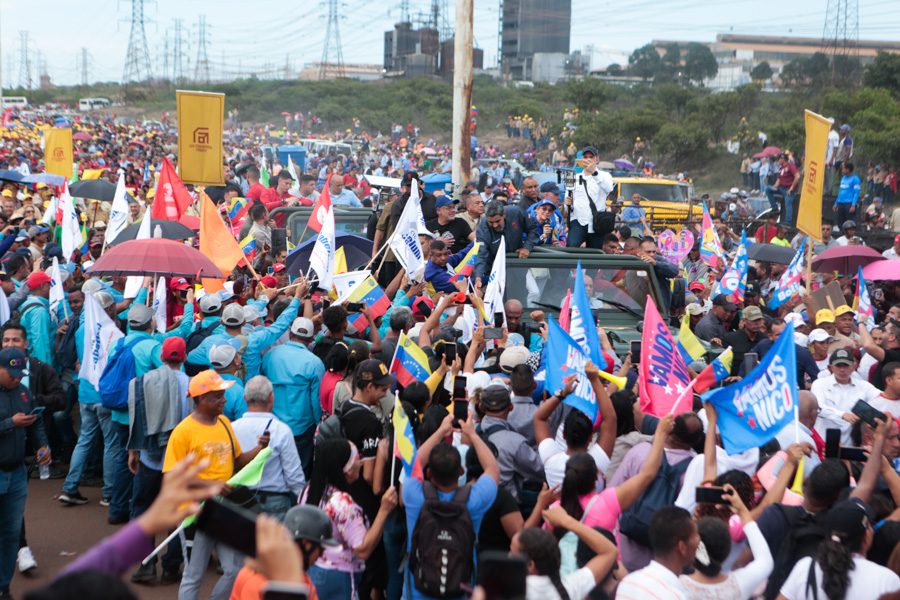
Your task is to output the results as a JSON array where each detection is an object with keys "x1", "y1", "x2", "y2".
[
  {"x1": 198, "y1": 192, "x2": 244, "y2": 276},
  {"x1": 151, "y1": 157, "x2": 194, "y2": 221}
]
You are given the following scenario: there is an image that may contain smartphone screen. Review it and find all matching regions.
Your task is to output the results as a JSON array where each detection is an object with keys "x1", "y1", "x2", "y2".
[
  {"x1": 743, "y1": 352, "x2": 759, "y2": 372},
  {"x1": 195, "y1": 499, "x2": 258, "y2": 557},
  {"x1": 444, "y1": 343, "x2": 457, "y2": 364},
  {"x1": 478, "y1": 551, "x2": 527, "y2": 600},
  {"x1": 852, "y1": 399, "x2": 887, "y2": 428},
  {"x1": 453, "y1": 375, "x2": 467, "y2": 401},
  {"x1": 29, "y1": 406, "x2": 46, "y2": 416},
  {"x1": 630, "y1": 340, "x2": 641, "y2": 364},
  {"x1": 267, "y1": 266, "x2": 274, "y2": 275},
  {"x1": 695, "y1": 486, "x2": 727, "y2": 504},
  {"x1": 484, "y1": 328, "x2": 503, "y2": 339},
  {"x1": 494, "y1": 312, "x2": 505, "y2": 329},
  {"x1": 453, "y1": 399, "x2": 469, "y2": 423}
]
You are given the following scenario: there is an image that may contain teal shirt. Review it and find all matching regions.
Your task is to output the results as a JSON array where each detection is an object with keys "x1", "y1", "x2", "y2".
[
  {"x1": 109, "y1": 331, "x2": 164, "y2": 425},
  {"x1": 262, "y1": 341, "x2": 324, "y2": 436},
  {"x1": 221, "y1": 373, "x2": 247, "y2": 421},
  {"x1": 20, "y1": 296, "x2": 55, "y2": 368}
]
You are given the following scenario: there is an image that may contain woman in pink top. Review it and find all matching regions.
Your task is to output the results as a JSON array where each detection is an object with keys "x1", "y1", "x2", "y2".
[{"x1": 319, "y1": 342, "x2": 350, "y2": 415}]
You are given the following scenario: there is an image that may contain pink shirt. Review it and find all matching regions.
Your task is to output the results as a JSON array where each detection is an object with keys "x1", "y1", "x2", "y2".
[
  {"x1": 547, "y1": 487, "x2": 621, "y2": 532},
  {"x1": 301, "y1": 485, "x2": 369, "y2": 573}
]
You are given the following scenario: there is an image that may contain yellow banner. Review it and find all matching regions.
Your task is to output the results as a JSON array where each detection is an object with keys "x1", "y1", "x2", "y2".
[
  {"x1": 176, "y1": 90, "x2": 224, "y2": 186},
  {"x1": 797, "y1": 110, "x2": 831, "y2": 243},
  {"x1": 44, "y1": 128, "x2": 73, "y2": 179}
]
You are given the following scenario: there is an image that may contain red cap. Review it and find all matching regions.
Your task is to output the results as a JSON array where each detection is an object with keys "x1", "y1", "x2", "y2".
[
  {"x1": 260, "y1": 275, "x2": 278, "y2": 288},
  {"x1": 894, "y1": 233, "x2": 900, "y2": 245},
  {"x1": 27, "y1": 272, "x2": 52, "y2": 288},
  {"x1": 412, "y1": 296, "x2": 435, "y2": 319},
  {"x1": 161, "y1": 337, "x2": 186, "y2": 361},
  {"x1": 272, "y1": 263, "x2": 286, "y2": 273},
  {"x1": 171, "y1": 277, "x2": 191, "y2": 291}
]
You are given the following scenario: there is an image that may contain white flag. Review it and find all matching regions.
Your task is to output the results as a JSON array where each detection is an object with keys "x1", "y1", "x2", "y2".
[
  {"x1": 308, "y1": 205, "x2": 336, "y2": 289},
  {"x1": 78, "y1": 292, "x2": 124, "y2": 387},
  {"x1": 482, "y1": 236, "x2": 507, "y2": 322},
  {"x1": 105, "y1": 173, "x2": 130, "y2": 244},
  {"x1": 153, "y1": 277, "x2": 167, "y2": 334},
  {"x1": 389, "y1": 179, "x2": 427, "y2": 281},
  {"x1": 48, "y1": 257, "x2": 66, "y2": 324},
  {"x1": 58, "y1": 182, "x2": 84, "y2": 261},
  {"x1": 287, "y1": 156, "x2": 301, "y2": 197},
  {"x1": 333, "y1": 270, "x2": 370, "y2": 302},
  {"x1": 0, "y1": 290, "x2": 10, "y2": 327},
  {"x1": 123, "y1": 213, "x2": 154, "y2": 299},
  {"x1": 40, "y1": 196, "x2": 57, "y2": 226}
]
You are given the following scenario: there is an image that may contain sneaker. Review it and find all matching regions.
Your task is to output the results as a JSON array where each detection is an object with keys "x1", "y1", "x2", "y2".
[
  {"x1": 108, "y1": 515, "x2": 129, "y2": 525},
  {"x1": 99, "y1": 497, "x2": 111, "y2": 507},
  {"x1": 160, "y1": 568, "x2": 181, "y2": 585},
  {"x1": 17, "y1": 547, "x2": 37, "y2": 573},
  {"x1": 58, "y1": 492, "x2": 89, "y2": 505},
  {"x1": 130, "y1": 561, "x2": 156, "y2": 584}
]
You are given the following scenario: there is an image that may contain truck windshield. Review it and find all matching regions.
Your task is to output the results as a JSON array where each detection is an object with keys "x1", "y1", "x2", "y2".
[{"x1": 620, "y1": 182, "x2": 688, "y2": 203}]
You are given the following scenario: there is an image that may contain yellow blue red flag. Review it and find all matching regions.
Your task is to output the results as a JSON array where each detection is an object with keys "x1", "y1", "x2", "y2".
[
  {"x1": 239, "y1": 234, "x2": 256, "y2": 259},
  {"x1": 700, "y1": 200, "x2": 724, "y2": 268},
  {"x1": 677, "y1": 312, "x2": 706, "y2": 364},
  {"x1": 390, "y1": 332, "x2": 432, "y2": 387},
  {"x1": 449, "y1": 242, "x2": 479, "y2": 282},
  {"x1": 393, "y1": 401, "x2": 423, "y2": 481}
]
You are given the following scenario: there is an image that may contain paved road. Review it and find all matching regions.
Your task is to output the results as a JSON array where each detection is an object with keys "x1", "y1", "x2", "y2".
[{"x1": 11, "y1": 474, "x2": 219, "y2": 599}]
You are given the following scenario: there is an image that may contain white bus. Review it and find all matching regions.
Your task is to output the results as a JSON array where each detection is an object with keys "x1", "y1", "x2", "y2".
[
  {"x1": 1, "y1": 97, "x2": 28, "y2": 109},
  {"x1": 78, "y1": 98, "x2": 110, "y2": 111}
]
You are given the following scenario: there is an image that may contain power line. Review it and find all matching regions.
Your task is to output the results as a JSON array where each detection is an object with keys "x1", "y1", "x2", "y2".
[
  {"x1": 822, "y1": 0, "x2": 860, "y2": 83},
  {"x1": 121, "y1": 0, "x2": 154, "y2": 84},
  {"x1": 320, "y1": 0, "x2": 346, "y2": 79},
  {"x1": 194, "y1": 14, "x2": 211, "y2": 84},
  {"x1": 18, "y1": 31, "x2": 30, "y2": 90}
]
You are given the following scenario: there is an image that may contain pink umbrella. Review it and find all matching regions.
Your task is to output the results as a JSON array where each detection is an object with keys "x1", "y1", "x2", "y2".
[
  {"x1": 420, "y1": 148, "x2": 436, "y2": 155},
  {"x1": 862, "y1": 259, "x2": 900, "y2": 281},
  {"x1": 752, "y1": 146, "x2": 782, "y2": 159},
  {"x1": 72, "y1": 132, "x2": 92, "y2": 141},
  {"x1": 812, "y1": 244, "x2": 884, "y2": 275}
]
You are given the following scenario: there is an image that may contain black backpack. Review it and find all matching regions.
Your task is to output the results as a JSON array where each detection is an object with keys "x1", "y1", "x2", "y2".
[
  {"x1": 763, "y1": 505, "x2": 826, "y2": 600},
  {"x1": 184, "y1": 320, "x2": 220, "y2": 376},
  {"x1": 408, "y1": 482, "x2": 475, "y2": 599},
  {"x1": 315, "y1": 401, "x2": 367, "y2": 443},
  {"x1": 7, "y1": 301, "x2": 41, "y2": 328},
  {"x1": 618, "y1": 451, "x2": 692, "y2": 547}
]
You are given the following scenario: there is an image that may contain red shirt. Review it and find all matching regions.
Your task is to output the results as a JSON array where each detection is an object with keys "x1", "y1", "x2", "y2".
[
  {"x1": 888, "y1": 172, "x2": 897, "y2": 194},
  {"x1": 755, "y1": 224, "x2": 777, "y2": 243},
  {"x1": 777, "y1": 161, "x2": 798, "y2": 189},
  {"x1": 246, "y1": 183, "x2": 266, "y2": 202}
]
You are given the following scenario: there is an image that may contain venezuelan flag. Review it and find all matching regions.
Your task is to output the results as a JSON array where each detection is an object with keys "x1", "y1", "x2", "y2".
[
  {"x1": 393, "y1": 401, "x2": 423, "y2": 481},
  {"x1": 226, "y1": 197, "x2": 249, "y2": 221},
  {"x1": 693, "y1": 347, "x2": 733, "y2": 394},
  {"x1": 700, "y1": 200, "x2": 724, "y2": 269},
  {"x1": 677, "y1": 312, "x2": 705, "y2": 365},
  {"x1": 449, "y1": 242, "x2": 479, "y2": 283},
  {"x1": 347, "y1": 276, "x2": 391, "y2": 331},
  {"x1": 390, "y1": 332, "x2": 432, "y2": 387},
  {"x1": 78, "y1": 224, "x2": 89, "y2": 255},
  {"x1": 239, "y1": 234, "x2": 256, "y2": 259}
]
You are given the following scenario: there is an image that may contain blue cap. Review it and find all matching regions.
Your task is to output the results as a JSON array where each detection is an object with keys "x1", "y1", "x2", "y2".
[
  {"x1": 539, "y1": 181, "x2": 561, "y2": 195},
  {"x1": 582, "y1": 146, "x2": 599, "y2": 156},
  {"x1": 533, "y1": 199, "x2": 557, "y2": 210},
  {"x1": 0, "y1": 348, "x2": 29, "y2": 378},
  {"x1": 435, "y1": 196, "x2": 459, "y2": 209}
]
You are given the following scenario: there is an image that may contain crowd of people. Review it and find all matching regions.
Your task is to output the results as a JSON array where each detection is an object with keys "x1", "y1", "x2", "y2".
[{"x1": 3, "y1": 105, "x2": 900, "y2": 600}]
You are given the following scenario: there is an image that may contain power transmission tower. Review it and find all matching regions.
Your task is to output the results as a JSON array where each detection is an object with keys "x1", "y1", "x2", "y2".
[
  {"x1": 821, "y1": 0, "x2": 860, "y2": 83},
  {"x1": 18, "y1": 31, "x2": 30, "y2": 90},
  {"x1": 162, "y1": 31, "x2": 169, "y2": 82},
  {"x1": 172, "y1": 19, "x2": 189, "y2": 84},
  {"x1": 121, "y1": 0, "x2": 154, "y2": 84},
  {"x1": 431, "y1": 0, "x2": 452, "y2": 42},
  {"x1": 320, "y1": 0, "x2": 345, "y2": 80},
  {"x1": 284, "y1": 53, "x2": 291, "y2": 80},
  {"x1": 194, "y1": 15, "x2": 211, "y2": 84},
  {"x1": 399, "y1": 0, "x2": 409, "y2": 22},
  {"x1": 79, "y1": 48, "x2": 92, "y2": 88}
]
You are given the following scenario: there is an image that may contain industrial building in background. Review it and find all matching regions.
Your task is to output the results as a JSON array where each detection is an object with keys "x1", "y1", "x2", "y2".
[{"x1": 499, "y1": 0, "x2": 585, "y2": 82}]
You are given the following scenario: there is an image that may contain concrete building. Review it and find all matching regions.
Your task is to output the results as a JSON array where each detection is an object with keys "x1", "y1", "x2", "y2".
[
  {"x1": 500, "y1": 0, "x2": 571, "y2": 81},
  {"x1": 298, "y1": 63, "x2": 383, "y2": 81},
  {"x1": 384, "y1": 22, "x2": 441, "y2": 77}
]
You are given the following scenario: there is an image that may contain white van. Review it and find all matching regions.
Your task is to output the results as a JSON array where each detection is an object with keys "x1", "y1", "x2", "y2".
[
  {"x1": 78, "y1": 98, "x2": 110, "y2": 111},
  {"x1": 1, "y1": 97, "x2": 28, "y2": 109}
]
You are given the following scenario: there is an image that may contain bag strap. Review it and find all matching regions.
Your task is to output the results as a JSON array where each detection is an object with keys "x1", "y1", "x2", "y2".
[
  {"x1": 806, "y1": 558, "x2": 819, "y2": 600},
  {"x1": 580, "y1": 494, "x2": 600, "y2": 524},
  {"x1": 217, "y1": 416, "x2": 237, "y2": 475},
  {"x1": 579, "y1": 177, "x2": 601, "y2": 219}
]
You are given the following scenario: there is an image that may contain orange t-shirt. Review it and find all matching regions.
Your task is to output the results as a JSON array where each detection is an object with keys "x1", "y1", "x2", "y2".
[{"x1": 229, "y1": 566, "x2": 318, "y2": 600}]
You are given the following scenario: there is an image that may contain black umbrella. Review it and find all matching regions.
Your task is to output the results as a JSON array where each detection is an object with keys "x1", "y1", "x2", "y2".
[
  {"x1": 233, "y1": 162, "x2": 254, "y2": 176},
  {"x1": 69, "y1": 179, "x2": 117, "y2": 202},
  {"x1": 747, "y1": 243, "x2": 797, "y2": 265},
  {"x1": 285, "y1": 231, "x2": 374, "y2": 277},
  {"x1": 96, "y1": 138, "x2": 113, "y2": 145},
  {"x1": 107, "y1": 219, "x2": 197, "y2": 245}
]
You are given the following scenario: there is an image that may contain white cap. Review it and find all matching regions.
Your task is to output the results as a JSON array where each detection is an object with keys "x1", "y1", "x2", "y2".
[
  {"x1": 794, "y1": 332, "x2": 809, "y2": 347},
  {"x1": 809, "y1": 329, "x2": 835, "y2": 343},
  {"x1": 209, "y1": 343, "x2": 238, "y2": 370},
  {"x1": 243, "y1": 305, "x2": 261, "y2": 323},
  {"x1": 291, "y1": 317, "x2": 314, "y2": 337}
]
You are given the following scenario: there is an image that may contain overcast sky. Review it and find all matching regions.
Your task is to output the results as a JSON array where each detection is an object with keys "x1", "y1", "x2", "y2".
[{"x1": 1, "y1": 0, "x2": 898, "y2": 88}]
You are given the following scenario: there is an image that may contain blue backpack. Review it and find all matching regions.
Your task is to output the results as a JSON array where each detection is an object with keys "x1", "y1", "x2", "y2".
[
  {"x1": 99, "y1": 337, "x2": 143, "y2": 410},
  {"x1": 618, "y1": 451, "x2": 692, "y2": 547}
]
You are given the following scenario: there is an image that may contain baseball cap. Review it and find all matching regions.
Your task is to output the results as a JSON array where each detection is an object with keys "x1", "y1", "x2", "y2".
[
  {"x1": 45, "y1": 245, "x2": 63, "y2": 260},
  {"x1": 742, "y1": 305, "x2": 764, "y2": 321},
  {"x1": 894, "y1": 233, "x2": 900, "y2": 246},
  {"x1": 283, "y1": 505, "x2": 339, "y2": 547},
  {"x1": 480, "y1": 383, "x2": 512, "y2": 412},
  {"x1": 581, "y1": 145, "x2": 599, "y2": 157},
  {"x1": 272, "y1": 263, "x2": 286, "y2": 273},
  {"x1": 221, "y1": 303, "x2": 246, "y2": 327},
  {"x1": 189, "y1": 370, "x2": 236, "y2": 397},
  {"x1": 161, "y1": 337, "x2": 186, "y2": 362},
  {"x1": 688, "y1": 280, "x2": 705, "y2": 292},
  {"x1": 412, "y1": 296, "x2": 435, "y2": 319},
  {"x1": 401, "y1": 171, "x2": 420, "y2": 187},
  {"x1": 217, "y1": 288, "x2": 238, "y2": 303},
  {"x1": 745, "y1": 282, "x2": 760, "y2": 297},
  {"x1": 127, "y1": 304, "x2": 155, "y2": 327},
  {"x1": 199, "y1": 294, "x2": 223, "y2": 315},
  {"x1": 290, "y1": 317, "x2": 315, "y2": 337},
  {"x1": 94, "y1": 291, "x2": 115, "y2": 309},
  {"x1": 435, "y1": 196, "x2": 459, "y2": 209},
  {"x1": 830, "y1": 348, "x2": 855, "y2": 366},
  {"x1": 209, "y1": 341, "x2": 240, "y2": 370},
  {"x1": 840, "y1": 124, "x2": 851, "y2": 131},
  {"x1": 499, "y1": 346, "x2": 530, "y2": 374},
  {"x1": 809, "y1": 329, "x2": 835, "y2": 343},
  {"x1": 26, "y1": 272, "x2": 51, "y2": 288},
  {"x1": 686, "y1": 303, "x2": 705, "y2": 316},
  {"x1": 834, "y1": 305, "x2": 855, "y2": 317},
  {"x1": 260, "y1": 275, "x2": 278, "y2": 288},
  {"x1": 784, "y1": 312, "x2": 806, "y2": 328},
  {"x1": 355, "y1": 359, "x2": 396, "y2": 387},
  {"x1": 171, "y1": 277, "x2": 190, "y2": 291},
  {"x1": 816, "y1": 308, "x2": 835, "y2": 324},
  {"x1": 27, "y1": 226, "x2": 49, "y2": 237},
  {"x1": 533, "y1": 199, "x2": 556, "y2": 211},
  {"x1": 712, "y1": 294, "x2": 736, "y2": 311},
  {"x1": 0, "y1": 348, "x2": 29, "y2": 378},
  {"x1": 13, "y1": 247, "x2": 31, "y2": 258},
  {"x1": 243, "y1": 305, "x2": 261, "y2": 323},
  {"x1": 823, "y1": 499, "x2": 874, "y2": 548},
  {"x1": 89, "y1": 237, "x2": 103, "y2": 248},
  {"x1": 539, "y1": 181, "x2": 560, "y2": 194},
  {"x1": 95, "y1": 221, "x2": 106, "y2": 229},
  {"x1": 14, "y1": 232, "x2": 28, "y2": 242},
  {"x1": 842, "y1": 220, "x2": 856, "y2": 230}
]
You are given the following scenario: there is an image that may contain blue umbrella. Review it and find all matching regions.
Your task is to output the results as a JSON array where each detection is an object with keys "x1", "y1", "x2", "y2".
[
  {"x1": 23, "y1": 173, "x2": 66, "y2": 186},
  {"x1": 0, "y1": 169, "x2": 25, "y2": 183},
  {"x1": 284, "y1": 231, "x2": 374, "y2": 278}
]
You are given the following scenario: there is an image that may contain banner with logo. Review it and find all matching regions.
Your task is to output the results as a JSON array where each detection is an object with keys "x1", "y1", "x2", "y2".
[
  {"x1": 797, "y1": 110, "x2": 830, "y2": 243},
  {"x1": 44, "y1": 128, "x2": 73, "y2": 179},
  {"x1": 78, "y1": 292, "x2": 125, "y2": 388},
  {"x1": 176, "y1": 90, "x2": 224, "y2": 185}
]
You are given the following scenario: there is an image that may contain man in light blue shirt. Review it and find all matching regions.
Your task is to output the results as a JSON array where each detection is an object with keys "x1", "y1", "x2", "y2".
[
  {"x1": 834, "y1": 161, "x2": 862, "y2": 228},
  {"x1": 622, "y1": 193, "x2": 647, "y2": 225},
  {"x1": 209, "y1": 341, "x2": 247, "y2": 422},
  {"x1": 326, "y1": 174, "x2": 363, "y2": 207},
  {"x1": 262, "y1": 317, "x2": 325, "y2": 478},
  {"x1": 232, "y1": 375, "x2": 306, "y2": 520}
]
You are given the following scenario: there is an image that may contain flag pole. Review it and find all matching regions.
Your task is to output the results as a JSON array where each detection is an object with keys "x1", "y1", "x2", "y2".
[
  {"x1": 390, "y1": 442, "x2": 397, "y2": 487},
  {"x1": 142, "y1": 524, "x2": 185, "y2": 565},
  {"x1": 794, "y1": 403, "x2": 800, "y2": 445},
  {"x1": 668, "y1": 377, "x2": 698, "y2": 416}
]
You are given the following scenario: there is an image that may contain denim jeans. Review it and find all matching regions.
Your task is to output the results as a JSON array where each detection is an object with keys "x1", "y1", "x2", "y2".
[
  {"x1": 109, "y1": 421, "x2": 134, "y2": 519},
  {"x1": 383, "y1": 511, "x2": 407, "y2": 600},
  {"x1": 765, "y1": 186, "x2": 798, "y2": 224},
  {"x1": 132, "y1": 463, "x2": 182, "y2": 570},
  {"x1": 0, "y1": 466, "x2": 28, "y2": 592},
  {"x1": 566, "y1": 220, "x2": 606, "y2": 250},
  {"x1": 257, "y1": 492, "x2": 292, "y2": 522},
  {"x1": 63, "y1": 403, "x2": 117, "y2": 498},
  {"x1": 294, "y1": 423, "x2": 318, "y2": 480},
  {"x1": 179, "y1": 530, "x2": 244, "y2": 600},
  {"x1": 308, "y1": 565, "x2": 362, "y2": 600}
]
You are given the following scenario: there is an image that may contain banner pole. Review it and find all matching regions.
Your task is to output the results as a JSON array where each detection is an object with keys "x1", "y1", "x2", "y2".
[{"x1": 794, "y1": 403, "x2": 800, "y2": 445}]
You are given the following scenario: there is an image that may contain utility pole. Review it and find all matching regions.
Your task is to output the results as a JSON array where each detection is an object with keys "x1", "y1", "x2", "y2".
[
  {"x1": 80, "y1": 48, "x2": 91, "y2": 88},
  {"x1": 194, "y1": 14, "x2": 211, "y2": 84},
  {"x1": 451, "y1": 0, "x2": 473, "y2": 197},
  {"x1": 121, "y1": 0, "x2": 154, "y2": 84},
  {"x1": 18, "y1": 31, "x2": 30, "y2": 90},
  {"x1": 320, "y1": 0, "x2": 345, "y2": 80}
]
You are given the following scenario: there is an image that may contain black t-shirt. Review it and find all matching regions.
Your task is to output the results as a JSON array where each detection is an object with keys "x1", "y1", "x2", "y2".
[
  {"x1": 341, "y1": 401, "x2": 383, "y2": 460},
  {"x1": 426, "y1": 217, "x2": 472, "y2": 254},
  {"x1": 312, "y1": 336, "x2": 339, "y2": 362},
  {"x1": 723, "y1": 328, "x2": 765, "y2": 376},
  {"x1": 476, "y1": 485, "x2": 521, "y2": 553},
  {"x1": 873, "y1": 348, "x2": 900, "y2": 389}
]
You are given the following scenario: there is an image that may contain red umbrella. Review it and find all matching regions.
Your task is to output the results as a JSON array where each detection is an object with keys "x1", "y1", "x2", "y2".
[
  {"x1": 86, "y1": 238, "x2": 224, "y2": 278},
  {"x1": 861, "y1": 260, "x2": 900, "y2": 281},
  {"x1": 72, "y1": 132, "x2": 92, "y2": 141},
  {"x1": 752, "y1": 146, "x2": 782, "y2": 159},
  {"x1": 811, "y1": 244, "x2": 884, "y2": 275},
  {"x1": 178, "y1": 214, "x2": 200, "y2": 230}
]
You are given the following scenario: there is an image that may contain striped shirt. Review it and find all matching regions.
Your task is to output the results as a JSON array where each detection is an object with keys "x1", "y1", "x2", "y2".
[{"x1": 616, "y1": 560, "x2": 687, "y2": 600}]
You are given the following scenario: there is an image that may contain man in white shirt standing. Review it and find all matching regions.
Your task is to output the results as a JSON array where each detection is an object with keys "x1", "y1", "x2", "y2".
[
  {"x1": 883, "y1": 234, "x2": 900, "y2": 260},
  {"x1": 824, "y1": 123, "x2": 840, "y2": 194},
  {"x1": 869, "y1": 362, "x2": 900, "y2": 419},
  {"x1": 616, "y1": 506, "x2": 698, "y2": 600},
  {"x1": 811, "y1": 348, "x2": 881, "y2": 445},
  {"x1": 566, "y1": 146, "x2": 614, "y2": 250}
]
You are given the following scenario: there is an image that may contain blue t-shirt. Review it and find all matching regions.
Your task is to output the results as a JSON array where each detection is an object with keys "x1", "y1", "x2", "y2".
[
  {"x1": 836, "y1": 173, "x2": 861, "y2": 204},
  {"x1": 402, "y1": 474, "x2": 498, "y2": 600}
]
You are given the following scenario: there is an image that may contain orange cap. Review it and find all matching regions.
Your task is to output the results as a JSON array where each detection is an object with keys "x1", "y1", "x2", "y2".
[{"x1": 189, "y1": 370, "x2": 235, "y2": 397}]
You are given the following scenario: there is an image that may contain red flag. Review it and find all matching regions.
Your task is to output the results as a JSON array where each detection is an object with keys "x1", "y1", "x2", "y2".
[
  {"x1": 1, "y1": 108, "x2": 12, "y2": 128},
  {"x1": 558, "y1": 289, "x2": 572, "y2": 332},
  {"x1": 151, "y1": 157, "x2": 194, "y2": 221},
  {"x1": 638, "y1": 296, "x2": 693, "y2": 417},
  {"x1": 306, "y1": 174, "x2": 334, "y2": 233}
]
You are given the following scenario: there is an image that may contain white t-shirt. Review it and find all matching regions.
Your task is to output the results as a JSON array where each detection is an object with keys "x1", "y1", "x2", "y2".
[
  {"x1": 869, "y1": 394, "x2": 900, "y2": 420},
  {"x1": 780, "y1": 555, "x2": 900, "y2": 600},
  {"x1": 527, "y1": 566, "x2": 596, "y2": 600},
  {"x1": 539, "y1": 438, "x2": 610, "y2": 492},
  {"x1": 617, "y1": 560, "x2": 687, "y2": 600},
  {"x1": 571, "y1": 170, "x2": 614, "y2": 232}
]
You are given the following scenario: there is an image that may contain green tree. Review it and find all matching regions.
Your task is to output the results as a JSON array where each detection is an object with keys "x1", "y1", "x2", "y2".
[
  {"x1": 563, "y1": 78, "x2": 616, "y2": 111},
  {"x1": 650, "y1": 83, "x2": 695, "y2": 115},
  {"x1": 662, "y1": 43, "x2": 682, "y2": 76},
  {"x1": 750, "y1": 61, "x2": 773, "y2": 82},
  {"x1": 780, "y1": 57, "x2": 807, "y2": 86},
  {"x1": 805, "y1": 52, "x2": 831, "y2": 84},
  {"x1": 863, "y1": 51, "x2": 900, "y2": 96},
  {"x1": 607, "y1": 63, "x2": 623, "y2": 75},
  {"x1": 655, "y1": 121, "x2": 712, "y2": 165},
  {"x1": 682, "y1": 43, "x2": 718, "y2": 85},
  {"x1": 629, "y1": 44, "x2": 662, "y2": 80}
]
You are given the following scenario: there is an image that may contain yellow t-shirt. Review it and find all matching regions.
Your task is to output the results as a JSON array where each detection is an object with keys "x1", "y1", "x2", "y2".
[{"x1": 163, "y1": 415, "x2": 243, "y2": 482}]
